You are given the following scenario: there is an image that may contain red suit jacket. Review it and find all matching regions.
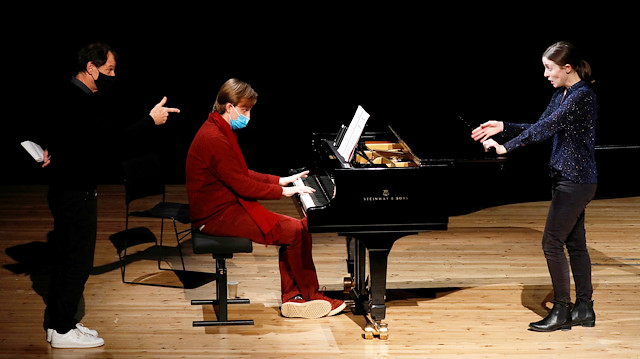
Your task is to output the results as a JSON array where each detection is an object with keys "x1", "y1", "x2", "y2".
[{"x1": 185, "y1": 112, "x2": 283, "y2": 237}]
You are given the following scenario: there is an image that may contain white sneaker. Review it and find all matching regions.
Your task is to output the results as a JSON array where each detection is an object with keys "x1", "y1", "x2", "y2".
[
  {"x1": 47, "y1": 323, "x2": 99, "y2": 343},
  {"x1": 50, "y1": 328, "x2": 104, "y2": 348},
  {"x1": 281, "y1": 299, "x2": 331, "y2": 319}
]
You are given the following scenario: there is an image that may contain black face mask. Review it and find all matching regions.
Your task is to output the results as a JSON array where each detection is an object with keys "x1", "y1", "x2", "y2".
[{"x1": 94, "y1": 71, "x2": 117, "y2": 91}]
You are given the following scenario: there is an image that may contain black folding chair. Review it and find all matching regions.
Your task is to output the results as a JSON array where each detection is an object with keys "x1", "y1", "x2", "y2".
[{"x1": 114, "y1": 154, "x2": 191, "y2": 287}]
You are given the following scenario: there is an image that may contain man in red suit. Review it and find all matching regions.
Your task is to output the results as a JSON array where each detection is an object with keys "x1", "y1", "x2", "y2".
[{"x1": 185, "y1": 78, "x2": 346, "y2": 318}]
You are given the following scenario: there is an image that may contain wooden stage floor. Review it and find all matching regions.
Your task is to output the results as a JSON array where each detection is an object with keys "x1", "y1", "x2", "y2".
[{"x1": 1, "y1": 185, "x2": 638, "y2": 358}]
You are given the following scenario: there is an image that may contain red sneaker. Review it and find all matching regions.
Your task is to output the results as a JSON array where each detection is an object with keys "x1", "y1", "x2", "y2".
[
  {"x1": 326, "y1": 297, "x2": 347, "y2": 316},
  {"x1": 311, "y1": 292, "x2": 347, "y2": 316},
  {"x1": 281, "y1": 296, "x2": 331, "y2": 319}
]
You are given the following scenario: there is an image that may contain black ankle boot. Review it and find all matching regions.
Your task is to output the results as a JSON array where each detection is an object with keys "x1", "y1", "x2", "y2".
[
  {"x1": 571, "y1": 299, "x2": 595, "y2": 327},
  {"x1": 529, "y1": 302, "x2": 572, "y2": 332}
]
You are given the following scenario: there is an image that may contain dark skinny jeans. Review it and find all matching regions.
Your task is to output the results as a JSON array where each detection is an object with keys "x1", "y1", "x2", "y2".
[{"x1": 542, "y1": 176, "x2": 597, "y2": 305}]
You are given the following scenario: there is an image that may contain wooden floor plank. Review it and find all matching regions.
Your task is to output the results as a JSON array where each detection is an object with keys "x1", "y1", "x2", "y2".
[{"x1": 0, "y1": 185, "x2": 638, "y2": 358}]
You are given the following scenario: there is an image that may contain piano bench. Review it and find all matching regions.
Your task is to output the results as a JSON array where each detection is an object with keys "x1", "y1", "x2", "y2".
[{"x1": 190, "y1": 229, "x2": 254, "y2": 326}]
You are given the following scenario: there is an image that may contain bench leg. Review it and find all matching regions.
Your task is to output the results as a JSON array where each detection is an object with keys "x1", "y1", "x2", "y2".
[{"x1": 191, "y1": 257, "x2": 254, "y2": 326}]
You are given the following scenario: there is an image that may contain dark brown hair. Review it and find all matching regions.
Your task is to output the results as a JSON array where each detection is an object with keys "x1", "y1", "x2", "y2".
[
  {"x1": 543, "y1": 41, "x2": 593, "y2": 84},
  {"x1": 75, "y1": 42, "x2": 117, "y2": 74}
]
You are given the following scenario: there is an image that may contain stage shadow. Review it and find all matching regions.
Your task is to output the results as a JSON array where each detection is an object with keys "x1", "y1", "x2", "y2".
[
  {"x1": 3, "y1": 233, "x2": 87, "y2": 330},
  {"x1": 336, "y1": 287, "x2": 461, "y2": 336},
  {"x1": 520, "y1": 245, "x2": 633, "y2": 318},
  {"x1": 3, "y1": 229, "x2": 216, "y2": 316},
  {"x1": 91, "y1": 227, "x2": 216, "y2": 289}
]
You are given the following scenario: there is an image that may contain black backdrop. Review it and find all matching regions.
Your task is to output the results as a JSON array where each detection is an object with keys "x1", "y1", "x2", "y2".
[{"x1": 5, "y1": 8, "x2": 638, "y2": 185}]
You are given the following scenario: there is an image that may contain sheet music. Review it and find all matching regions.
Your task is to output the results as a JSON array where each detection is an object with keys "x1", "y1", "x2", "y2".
[
  {"x1": 337, "y1": 105, "x2": 370, "y2": 162},
  {"x1": 21, "y1": 140, "x2": 44, "y2": 162}
]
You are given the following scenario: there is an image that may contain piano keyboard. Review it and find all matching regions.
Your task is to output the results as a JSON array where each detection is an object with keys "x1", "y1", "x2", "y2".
[{"x1": 293, "y1": 175, "x2": 335, "y2": 210}]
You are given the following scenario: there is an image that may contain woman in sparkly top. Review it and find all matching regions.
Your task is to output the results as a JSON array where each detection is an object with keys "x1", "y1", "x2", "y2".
[{"x1": 471, "y1": 41, "x2": 598, "y2": 332}]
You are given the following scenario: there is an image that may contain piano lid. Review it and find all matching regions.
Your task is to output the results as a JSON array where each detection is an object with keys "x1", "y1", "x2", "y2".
[{"x1": 387, "y1": 110, "x2": 493, "y2": 162}]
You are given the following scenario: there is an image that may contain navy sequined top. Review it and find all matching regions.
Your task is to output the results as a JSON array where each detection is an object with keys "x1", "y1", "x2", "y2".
[{"x1": 502, "y1": 81, "x2": 598, "y2": 184}]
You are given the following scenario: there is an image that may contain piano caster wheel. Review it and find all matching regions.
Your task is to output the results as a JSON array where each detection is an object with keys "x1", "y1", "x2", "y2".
[
  {"x1": 378, "y1": 323, "x2": 389, "y2": 340},
  {"x1": 343, "y1": 276, "x2": 354, "y2": 294},
  {"x1": 363, "y1": 321, "x2": 388, "y2": 340},
  {"x1": 364, "y1": 323, "x2": 375, "y2": 340}
]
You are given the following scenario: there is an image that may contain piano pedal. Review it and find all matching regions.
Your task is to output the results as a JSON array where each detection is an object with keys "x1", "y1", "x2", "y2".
[
  {"x1": 343, "y1": 299, "x2": 355, "y2": 310},
  {"x1": 343, "y1": 276, "x2": 354, "y2": 294}
]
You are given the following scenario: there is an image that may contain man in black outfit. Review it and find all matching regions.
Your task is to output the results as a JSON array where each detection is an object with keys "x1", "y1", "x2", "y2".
[{"x1": 40, "y1": 42, "x2": 180, "y2": 348}]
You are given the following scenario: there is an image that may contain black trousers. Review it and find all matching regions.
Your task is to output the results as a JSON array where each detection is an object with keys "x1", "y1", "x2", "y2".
[
  {"x1": 542, "y1": 177, "x2": 597, "y2": 305},
  {"x1": 46, "y1": 187, "x2": 98, "y2": 334}
]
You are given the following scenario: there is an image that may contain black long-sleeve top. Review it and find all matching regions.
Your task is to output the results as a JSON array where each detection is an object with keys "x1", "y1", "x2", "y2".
[
  {"x1": 40, "y1": 78, "x2": 155, "y2": 189},
  {"x1": 502, "y1": 81, "x2": 598, "y2": 184}
]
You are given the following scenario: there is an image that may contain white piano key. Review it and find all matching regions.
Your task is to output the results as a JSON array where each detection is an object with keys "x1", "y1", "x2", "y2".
[{"x1": 294, "y1": 178, "x2": 316, "y2": 210}]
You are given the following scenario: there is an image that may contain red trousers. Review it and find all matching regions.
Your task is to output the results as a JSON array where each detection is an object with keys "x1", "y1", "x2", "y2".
[{"x1": 201, "y1": 204, "x2": 320, "y2": 303}]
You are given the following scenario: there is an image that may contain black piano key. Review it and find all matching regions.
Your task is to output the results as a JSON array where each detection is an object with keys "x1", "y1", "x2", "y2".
[{"x1": 301, "y1": 175, "x2": 331, "y2": 207}]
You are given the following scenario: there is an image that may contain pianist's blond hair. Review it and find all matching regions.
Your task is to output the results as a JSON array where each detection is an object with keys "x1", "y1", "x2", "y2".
[{"x1": 212, "y1": 78, "x2": 258, "y2": 114}]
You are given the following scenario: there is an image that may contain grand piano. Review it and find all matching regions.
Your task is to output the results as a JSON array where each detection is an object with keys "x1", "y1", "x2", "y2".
[{"x1": 290, "y1": 112, "x2": 640, "y2": 340}]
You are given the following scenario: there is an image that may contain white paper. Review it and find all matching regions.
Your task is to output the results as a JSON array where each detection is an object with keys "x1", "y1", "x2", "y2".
[
  {"x1": 337, "y1": 105, "x2": 370, "y2": 162},
  {"x1": 21, "y1": 140, "x2": 44, "y2": 162}
]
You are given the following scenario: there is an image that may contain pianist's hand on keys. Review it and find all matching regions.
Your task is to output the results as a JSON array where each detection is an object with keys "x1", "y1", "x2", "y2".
[
  {"x1": 279, "y1": 170, "x2": 309, "y2": 186},
  {"x1": 282, "y1": 181, "x2": 315, "y2": 198},
  {"x1": 280, "y1": 170, "x2": 315, "y2": 198}
]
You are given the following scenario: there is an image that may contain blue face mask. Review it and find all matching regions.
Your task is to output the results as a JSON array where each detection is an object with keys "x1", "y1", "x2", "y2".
[{"x1": 230, "y1": 105, "x2": 250, "y2": 130}]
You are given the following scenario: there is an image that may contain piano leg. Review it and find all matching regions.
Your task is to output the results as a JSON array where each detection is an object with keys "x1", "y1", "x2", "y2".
[
  {"x1": 367, "y1": 246, "x2": 392, "y2": 322},
  {"x1": 346, "y1": 237, "x2": 368, "y2": 316},
  {"x1": 341, "y1": 231, "x2": 417, "y2": 340},
  {"x1": 344, "y1": 237, "x2": 355, "y2": 294},
  {"x1": 355, "y1": 239, "x2": 367, "y2": 296},
  {"x1": 346, "y1": 236, "x2": 354, "y2": 274}
]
